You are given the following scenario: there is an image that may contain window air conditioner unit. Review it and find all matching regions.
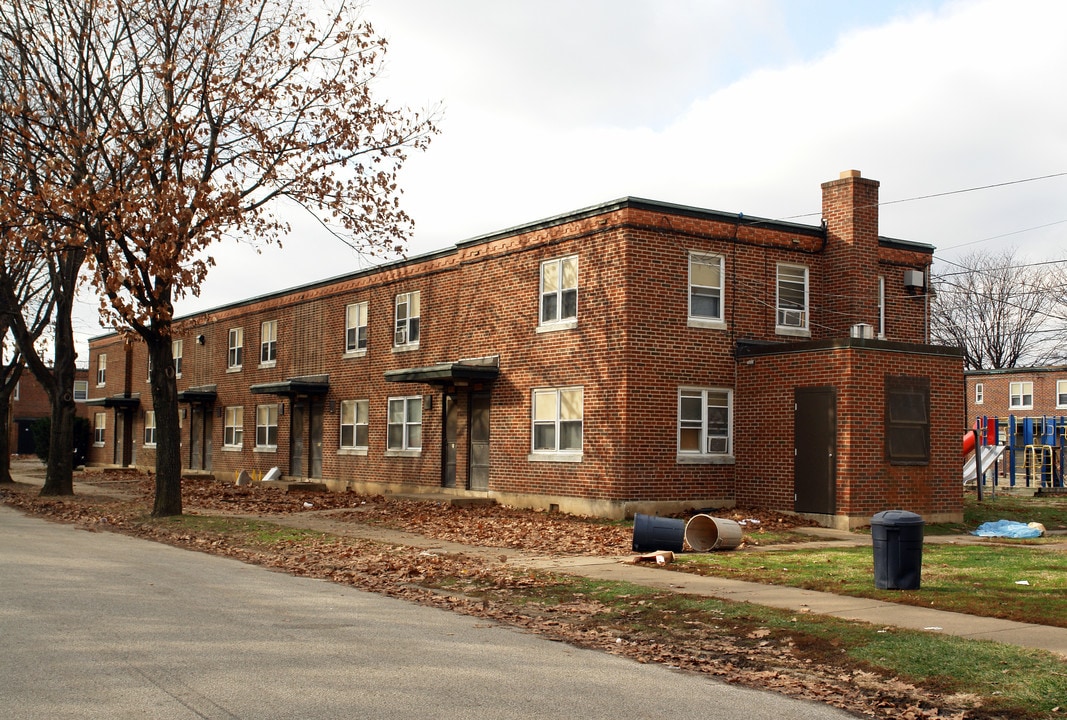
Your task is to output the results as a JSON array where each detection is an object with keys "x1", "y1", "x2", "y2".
[
  {"x1": 903, "y1": 270, "x2": 925, "y2": 289},
  {"x1": 394, "y1": 328, "x2": 407, "y2": 345},
  {"x1": 778, "y1": 308, "x2": 805, "y2": 327},
  {"x1": 850, "y1": 323, "x2": 874, "y2": 339}
]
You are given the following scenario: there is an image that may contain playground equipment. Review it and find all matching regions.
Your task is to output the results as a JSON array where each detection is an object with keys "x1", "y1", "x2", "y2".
[{"x1": 964, "y1": 415, "x2": 1065, "y2": 490}]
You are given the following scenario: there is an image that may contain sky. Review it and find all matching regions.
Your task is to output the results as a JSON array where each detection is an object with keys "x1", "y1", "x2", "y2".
[{"x1": 71, "y1": 0, "x2": 1067, "y2": 357}]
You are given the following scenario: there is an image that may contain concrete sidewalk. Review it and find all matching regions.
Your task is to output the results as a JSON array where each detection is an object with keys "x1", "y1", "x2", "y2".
[{"x1": 7, "y1": 461, "x2": 1067, "y2": 659}]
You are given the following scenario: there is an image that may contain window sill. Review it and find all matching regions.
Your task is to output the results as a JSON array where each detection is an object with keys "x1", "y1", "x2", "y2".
[
  {"x1": 528, "y1": 452, "x2": 582, "y2": 463},
  {"x1": 343, "y1": 349, "x2": 368, "y2": 359},
  {"x1": 537, "y1": 319, "x2": 577, "y2": 334},
  {"x1": 385, "y1": 449, "x2": 421, "y2": 458},
  {"x1": 1010, "y1": 406, "x2": 1033, "y2": 411},
  {"x1": 93, "y1": 442, "x2": 105, "y2": 448},
  {"x1": 254, "y1": 446, "x2": 277, "y2": 453},
  {"x1": 775, "y1": 326, "x2": 810, "y2": 338},
  {"x1": 226, "y1": 366, "x2": 243, "y2": 374},
  {"x1": 687, "y1": 317, "x2": 727, "y2": 330},
  {"x1": 392, "y1": 344, "x2": 420, "y2": 354},
  {"x1": 259, "y1": 361, "x2": 276, "y2": 370},
  {"x1": 222, "y1": 445, "x2": 243, "y2": 452},
  {"x1": 677, "y1": 454, "x2": 735, "y2": 465},
  {"x1": 338, "y1": 447, "x2": 369, "y2": 456},
  {"x1": 144, "y1": 444, "x2": 157, "y2": 449}
]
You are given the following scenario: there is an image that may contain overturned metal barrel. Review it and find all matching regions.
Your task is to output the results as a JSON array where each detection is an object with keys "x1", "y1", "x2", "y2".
[{"x1": 684, "y1": 514, "x2": 743, "y2": 551}]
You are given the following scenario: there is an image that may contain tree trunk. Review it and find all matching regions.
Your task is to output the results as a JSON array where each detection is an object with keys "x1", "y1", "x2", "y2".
[
  {"x1": 0, "y1": 391, "x2": 12, "y2": 483},
  {"x1": 148, "y1": 335, "x2": 182, "y2": 516},
  {"x1": 39, "y1": 256, "x2": 81, "y2": 497}
]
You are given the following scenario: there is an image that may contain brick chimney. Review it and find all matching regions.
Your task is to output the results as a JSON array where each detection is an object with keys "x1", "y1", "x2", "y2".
[{"x1": 821, "y1": 170, "x2": 880, "y2": 333}]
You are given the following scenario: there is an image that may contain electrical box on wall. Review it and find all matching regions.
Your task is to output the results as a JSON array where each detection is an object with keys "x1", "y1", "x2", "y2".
[{"x1": 903, "y1": 270, "x2": 925, "y2": 289}]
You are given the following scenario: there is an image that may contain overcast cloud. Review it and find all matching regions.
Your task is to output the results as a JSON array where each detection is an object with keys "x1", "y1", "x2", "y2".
[{"x1": 72, "y1": 0, "x2": 1067, "y2": 354}]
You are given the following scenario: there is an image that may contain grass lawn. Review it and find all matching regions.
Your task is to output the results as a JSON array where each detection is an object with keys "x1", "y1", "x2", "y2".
[
  {"x1": 677, "y1": 492, "x2": 1067, "y2": 627},
  {"x1": 676, "y1": 543, "x2": 1067, "y2": 626}
]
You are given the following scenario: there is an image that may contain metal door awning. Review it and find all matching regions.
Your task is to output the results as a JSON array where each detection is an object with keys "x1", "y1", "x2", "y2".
[
  {"x1": 384, "y1": 359, "x2": 499, "y2": 386},
  {"x1": 249, "y1": 375, "x2": 329, "y2": 396},
  {"x1": 83, "y1": 393, "x2": 141, "y2": 409},
  {"x1": 177, "y1": 385, "x2": 217, "y2": 403}
]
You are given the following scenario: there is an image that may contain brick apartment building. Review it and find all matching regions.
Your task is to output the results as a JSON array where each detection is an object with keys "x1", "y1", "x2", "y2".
[
  {"x1": 86, "y1": 170, "x2": 964, "y2": 528},
  {"x1": 966, "y1": 366, "x2": 1067, "y2": 423},
  {"x1": 6, "y1": 369, "x2": 91, "y2": 456}
]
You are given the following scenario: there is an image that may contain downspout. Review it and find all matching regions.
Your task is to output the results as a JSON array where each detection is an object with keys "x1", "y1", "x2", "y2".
[{"x1": 924, "y1": 261, "x2": 932, "y2": 344}]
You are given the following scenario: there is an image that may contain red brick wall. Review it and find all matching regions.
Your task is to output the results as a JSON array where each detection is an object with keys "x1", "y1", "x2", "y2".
[
  {"x1": 966, "y1": 368, "x2": 1067, "y2": 423},
  {"x1": 736, "y1": 340, "x2": 963, "y2": 527},
  {"x1": 7, "y1": 368, "x2": 91, "y2": 454}
]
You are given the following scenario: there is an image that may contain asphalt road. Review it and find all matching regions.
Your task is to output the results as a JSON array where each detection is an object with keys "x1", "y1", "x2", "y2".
[{"x1": 0, "y1": 506, "x2": 852, "y2": 719}]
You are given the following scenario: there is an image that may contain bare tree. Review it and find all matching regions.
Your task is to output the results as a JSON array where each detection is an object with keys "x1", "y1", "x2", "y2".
[
  {"x1": 0, "y1": 0, "x2": 111, "y2": 495},
  {"x1": 2, "y1": 0, "x2": 437, "y2": 514},
  {"x1": 930, "y1": 248, "x2": 1067, "y2": 370}
]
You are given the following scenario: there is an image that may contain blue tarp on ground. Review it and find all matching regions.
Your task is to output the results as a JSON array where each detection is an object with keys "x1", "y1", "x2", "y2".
[{"x1": 972, "y1": 520, "x2": 1043, "y2": 538}]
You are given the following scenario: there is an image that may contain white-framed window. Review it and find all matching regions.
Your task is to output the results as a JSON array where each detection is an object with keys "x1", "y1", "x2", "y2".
[
  {"x1": 688, "y1": 252, "x2": 724, "y2": 325},
  {"x1": 531, "y1": 387, "x2": 583, "y2": 455},
  {"x1": 93, "y1": 412, "x2": 106, "y2": 445},
  {"x1": 73, "y1": 380, "x2": 88, "y2": 401},
  {"x1": 1057, "y1": 380, "x2": 1067, "y2": 409},
  {"x1": 144, "y1": 410, "x2": 157, "y2": 447},
  {"x1": 227, "y1": 328, "x2": 243, "y2": 370},
  {"x1": 260, "y1": 320, "x2": 277, "y2": 366},
  {"x1": 394, "y1": 292, "x2": 421, "y2": 348},
  {"x1": 340, "y1": 399, "x2": 369, "y2": 450},
  {"x1": 1009, "y1": 381, "x2": 1033, "y2": 410},
  {"x1": 877, "y1": 275, "x2": 886, "y2": 338},
  {"x1": 256, "y1": 404, "x2": 278, "y2": 449},
  {"x1": 678, "y1": 388, "x2": 732, "y2": 458},
  {"x1": 345, "y1": 302, "x2": 368, "y2": 354},
  {"x1": 96, "y1": 354, "x2": 107, "y2": 386},
  {"x1": 224, "y1": 406, "x2": 244, "y2": 448},
  {"x1": 975, "y1": 382, "x2": 984, "y2": 405},
  {"x1": 539, "y1": 255, "x2": 578, "y2": 328},
  {"x1": 173, "y1": 339, "x2": 183, "y2": 378},
  {"x1": 387, "y1": 396, "x2": 422, "y2": 451},
  {"x1": 776, "y1": 263, "x2": 809, "y2": 334}
]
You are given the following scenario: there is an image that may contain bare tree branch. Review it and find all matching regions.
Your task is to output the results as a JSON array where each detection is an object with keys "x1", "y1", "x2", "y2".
[{"x1": 931, "y1": 248, "x2": 1067, "y2": 369}]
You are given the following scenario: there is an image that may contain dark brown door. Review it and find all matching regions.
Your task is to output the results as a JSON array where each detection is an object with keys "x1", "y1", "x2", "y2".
[
  {"x1": 290, "y1": 401, "x2": 305, "y2": 477},
  {"x1": 309, "y1": 399, "x2": 323, "y2": 479},
  {"x1": 469, "y1": 392, "x2": 490, "y2": 491},
  {"x1": 442, "y1": 393, "x2": 457, "y2": 488},
  {"x1": 189, "y1": 408, "x2": 203, "y2": 470},
  {"x1": 794, "y1": 387, "x2": 836, "y2": 514},
  {"x1": 202, "y1": 409, "x2": 213, "y2": 471}
]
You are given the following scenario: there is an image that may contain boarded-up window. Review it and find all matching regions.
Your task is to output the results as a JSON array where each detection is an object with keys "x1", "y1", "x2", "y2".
[{"x1": 885, "y1": 376, "x2": 930, "y2": 465}]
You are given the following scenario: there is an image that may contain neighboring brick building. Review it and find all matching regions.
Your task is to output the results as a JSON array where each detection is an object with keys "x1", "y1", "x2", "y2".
[
  {"x1": 86, "y1": 170, "x2": 964, "y2": 527},
  {"x1": 6, "y1": 369, "x2": 91, "y2": 455},
  {"x1": 966, "y1": 366, "x2": 1067, "y2": 422}
]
